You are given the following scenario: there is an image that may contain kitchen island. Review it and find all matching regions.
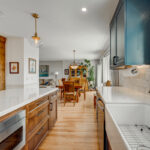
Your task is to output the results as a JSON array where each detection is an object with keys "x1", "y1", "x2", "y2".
[{"x1": 0, "y1": 85, "x2": 58, "y2": 150}]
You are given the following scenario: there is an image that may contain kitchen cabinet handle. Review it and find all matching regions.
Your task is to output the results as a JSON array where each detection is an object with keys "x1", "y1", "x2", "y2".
[
  {"x1": 50, "y1": 103, "x2": 53, "y2": 111},
  {"x1": 36, "y1": 101, "x2": 44, "y2": 106},
  {"x1": 37, "y1": 110, "x2": 44, "y2": 117},
  {"x1": 113, "y1": 56, "x2": 119, "y2": 65},
  {"x1": 36, "y1": 127, "x2": 44, "y2": 135}
]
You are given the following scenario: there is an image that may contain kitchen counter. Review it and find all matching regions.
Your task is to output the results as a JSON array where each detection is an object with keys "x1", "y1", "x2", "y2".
[
  {"x1": 97, "y1": 86, "x2": 150, "y2": 104},
  {"x1": 0, "y1": 85, "x2": 58, "y2": 117},
  {"x1": 97, "y1": 86, "x2": 150, "y2": 150}
]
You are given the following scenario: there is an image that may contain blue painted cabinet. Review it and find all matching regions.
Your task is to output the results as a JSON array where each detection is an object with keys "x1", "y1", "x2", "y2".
[{"x1": 110, "y1": 0, "x2": 150, "y2": 69}]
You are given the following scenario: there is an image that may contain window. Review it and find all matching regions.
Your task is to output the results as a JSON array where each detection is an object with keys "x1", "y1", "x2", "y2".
[{"x1": 102, "y1": 54, "x2": 111, "y2": 83}]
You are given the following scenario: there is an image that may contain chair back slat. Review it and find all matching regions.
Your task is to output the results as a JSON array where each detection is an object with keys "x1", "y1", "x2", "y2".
[{"x1": 63, "y1": 81, "x2": 75, "y2": 93}]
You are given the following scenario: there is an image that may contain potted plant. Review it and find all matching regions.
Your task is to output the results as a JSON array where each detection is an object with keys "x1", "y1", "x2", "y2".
[{"x1": 80, "y1": 59, "x2": 95, "y2": 88}]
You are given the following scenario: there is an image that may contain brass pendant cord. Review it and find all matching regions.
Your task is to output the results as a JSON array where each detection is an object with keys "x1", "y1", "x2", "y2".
[
  {"x1": 32, "y1": 13, "x2": 40, "y2": 39},
  {"x1": 73, "y1": 50, "x2": 76, "y2": 64},
  {"x1": 35, "y1": 17, "x2": 37, "y2": 36}
]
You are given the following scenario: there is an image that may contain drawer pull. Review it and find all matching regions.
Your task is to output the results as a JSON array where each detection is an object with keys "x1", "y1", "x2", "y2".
[
  {"x1": 36, "y1": 127, "x2": 44, "y2": 135},
  {"x1": 36, "y1": 101, "x2": 44, "y2": 106},
  {"x1": 37, "y1": 110, "x2": 44, "y2": 117},
  {"x1": 50, "y1": 103, "x2": 53, "y2": 111}
]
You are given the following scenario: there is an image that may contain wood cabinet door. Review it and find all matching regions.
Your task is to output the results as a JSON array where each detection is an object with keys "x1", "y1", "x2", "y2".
[
  {"x1": 49, "y1": 95, "x2": 57, "y2": 129},
  {"x1": 0, "y1": 36, "x2": 6, "y2": 91},
  {"x1": 28, "y1": 100, "x2": 49, "y2": 134},
  {"x1": 28, "y1": 120, "x2": 49, "y2": 150},
  {"x1": 49, "y1": 101, "x2": 55, "y2": 129},
  {"x1": 97, "y1": 101, "x2": 104, "y2": 150}
]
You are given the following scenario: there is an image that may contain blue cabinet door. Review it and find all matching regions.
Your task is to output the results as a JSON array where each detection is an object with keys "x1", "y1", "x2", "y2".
[
  {"x1": 110, "y1": 18, "x2": 117, "y2": 66},
  {"x1": 116, "y1": 2, "x2": 125, "y2": 65},
  {"x1": 126, "y1": 0, "x2": 150, "y2": 65}
]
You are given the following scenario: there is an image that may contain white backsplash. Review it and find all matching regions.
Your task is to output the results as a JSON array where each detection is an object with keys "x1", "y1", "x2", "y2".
[{"x1": 119, "y1": 65, "x2": 150, "y2": 94}]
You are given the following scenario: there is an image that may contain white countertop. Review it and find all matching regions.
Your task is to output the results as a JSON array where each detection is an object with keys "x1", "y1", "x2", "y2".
[
  {"x1": 0, "y1": 85, "x2": 58, "y2": 118},
  {"x1": 97, "y1": 86, "x2": 150, "y2": 150},
  {"x1": 97, "y1": 86, "x2": 150, "y2": 104}
]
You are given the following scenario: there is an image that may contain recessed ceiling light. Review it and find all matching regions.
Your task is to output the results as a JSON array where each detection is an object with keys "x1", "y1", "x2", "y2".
[{"x1": 81, "y1": 7, "x2": 87, "y2": 12}]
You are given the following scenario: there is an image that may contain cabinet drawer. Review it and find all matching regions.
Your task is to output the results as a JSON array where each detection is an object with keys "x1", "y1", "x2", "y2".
[
  {"x1": 28, "y1": 96, "x2": 49, "y2": 112},
  {"x1": 28, "y1": 120, "x2": 49, "y2": 150},
  {"x1": 28, "y1": 101, "x2": 49, "y2": 133}
]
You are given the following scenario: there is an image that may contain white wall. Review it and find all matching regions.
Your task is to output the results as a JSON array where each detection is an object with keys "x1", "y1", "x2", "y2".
[
  {"x1": 24, "y1": 39, "x2": 39, "y2": 85},
  {"x1": 40, "y1": 61, "x2": 63, "y2": 80},
  {"x1": 5, "y1": 37, "x2": 39, "y2": 88},
  {"x1": 40, "y1": 59, "x2": 99, "y2": 85},
  {"x1": 6, "y1": 37, "x2": 24, "y2": 87}
]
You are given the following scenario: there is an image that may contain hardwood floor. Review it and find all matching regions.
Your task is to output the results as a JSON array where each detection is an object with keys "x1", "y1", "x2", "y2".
[{"x1": 38, "y1": 92, "x2": 99, "y2": 150}]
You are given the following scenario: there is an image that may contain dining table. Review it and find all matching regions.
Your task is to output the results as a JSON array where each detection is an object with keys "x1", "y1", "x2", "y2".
[{"x1": 56, "y1": 85, "x2": 82, "y2": 102}]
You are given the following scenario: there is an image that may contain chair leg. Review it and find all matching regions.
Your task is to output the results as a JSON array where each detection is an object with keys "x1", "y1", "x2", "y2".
[
  {"x1": 64, "y1": 97, "x2": 66, "y2": 106},
  {"x1": 84, "y1": 91, "x2": 86, "y2": 100}
]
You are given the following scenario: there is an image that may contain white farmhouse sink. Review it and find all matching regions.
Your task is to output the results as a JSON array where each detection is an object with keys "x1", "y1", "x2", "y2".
[{"x1": 105, "y1": 104, "x2": 150, "y2": 150}]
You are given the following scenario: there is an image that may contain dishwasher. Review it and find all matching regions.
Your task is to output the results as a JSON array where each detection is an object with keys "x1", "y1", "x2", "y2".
[{"x1": 97, "y1": 98, "x2": 105, "y2": 150}]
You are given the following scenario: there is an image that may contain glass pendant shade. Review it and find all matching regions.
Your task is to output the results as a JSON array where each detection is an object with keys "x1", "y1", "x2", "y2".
[
  {"x1": 70, "y1": 64, "x2": 78, "y2": 69},
  {"x1": 31, "y1": 13, "x2": 41, "y2": 47}
]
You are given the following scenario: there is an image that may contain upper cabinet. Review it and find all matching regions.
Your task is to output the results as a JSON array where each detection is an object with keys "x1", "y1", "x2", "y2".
[{"x1": 110, "y1": 0, "x2": 150, "y2": 69}]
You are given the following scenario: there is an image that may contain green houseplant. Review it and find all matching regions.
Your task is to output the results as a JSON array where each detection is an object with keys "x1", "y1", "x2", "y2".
[{"x1": 80, "y1": 59, "x2": 95, "y2": 88}]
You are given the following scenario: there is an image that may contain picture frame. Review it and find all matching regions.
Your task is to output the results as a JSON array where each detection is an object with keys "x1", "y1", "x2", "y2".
[
  {"x1": 9, "y1": 62, "x2": 19, "y2": 74},
  {"x1": 29, "y1": 58, "x2": 36, "y2": 73},
  {"x1": 39, "y1": 65, "x2": 49, "y2": 77},
  {"x1": 64, "y1": 69, "x2": 69, "y2": 75}
]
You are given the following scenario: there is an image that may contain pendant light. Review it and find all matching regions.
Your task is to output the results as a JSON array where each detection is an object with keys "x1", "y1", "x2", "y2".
[
  {"x1": 70, "y1": 50, "x2": 78, "y2": 69},
  {"x1": 32, "y1": 13, "x2": 40, "y2": 45}
]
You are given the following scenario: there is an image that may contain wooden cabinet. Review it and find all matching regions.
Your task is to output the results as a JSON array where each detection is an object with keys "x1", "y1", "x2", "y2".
[
  {"x1": 49, "y1": 92, "x2": 58, "y2": 129},
  {"x1": 110, "y1": 0, "x2": 150, "y2": 69},
  {"x1": 28, "y1": 119, "x2": 49, "y2": 150},
  {"x1": 97, "y1": 100, "x2": 105, "y2": 150},
  {"x1": 26, "y1": 95, "x2": 49, "y2": 150},
  {"x1": 0, "y1": 91, "x2": 58, "y2": 150},
  {"x1": 28, "y1": 96, "x2": 49, "y2": 112},
  {"x1": 0, "y1": 36, "x2": 6, "y2": 91},
  {"x1": 106, "y1": 135, "x2": 112, "y2": 150},
  {"x1": 27, "y1": 101, "x2": 49, "y2": 134}
]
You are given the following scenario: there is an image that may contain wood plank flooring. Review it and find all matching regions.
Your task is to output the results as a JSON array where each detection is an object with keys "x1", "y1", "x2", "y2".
[{"x1": 38, "y1": 92, "x2": 99, "y2": 150}]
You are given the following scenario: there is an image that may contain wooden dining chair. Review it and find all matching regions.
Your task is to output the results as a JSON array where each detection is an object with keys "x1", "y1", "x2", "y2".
[
  {"x1": 63, "y1": 81, "x2": 77, "y2": 106},
  {"x1": 79, "y1": 80, "x2": 86, "y2": 100},
  {"x1": 58, "y1": 79, "x2": 64, "y2": 99},
  {"x1": 62, "y1": 78, "x2": 66, "y2": 82}
]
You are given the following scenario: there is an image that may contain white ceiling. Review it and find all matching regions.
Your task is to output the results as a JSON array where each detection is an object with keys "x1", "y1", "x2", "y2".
[{"x1": 0, "y1": 0, "x2": 118, "y2": 60}]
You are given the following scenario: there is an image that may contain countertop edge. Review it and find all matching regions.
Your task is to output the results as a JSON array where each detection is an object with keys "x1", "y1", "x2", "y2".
[{"x1": 0, "y1": 88, "x2": 58, "y2": 118}]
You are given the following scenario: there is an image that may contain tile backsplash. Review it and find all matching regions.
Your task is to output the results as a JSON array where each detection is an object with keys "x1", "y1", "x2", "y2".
[{"x1": 119, "y1": 65, "x2": 150, "y2": 94}]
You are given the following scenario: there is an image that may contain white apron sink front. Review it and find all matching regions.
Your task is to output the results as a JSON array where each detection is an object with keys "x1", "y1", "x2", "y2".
[{"x1": 105, "y1": 104, "x2": 150, "y2": 150}]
